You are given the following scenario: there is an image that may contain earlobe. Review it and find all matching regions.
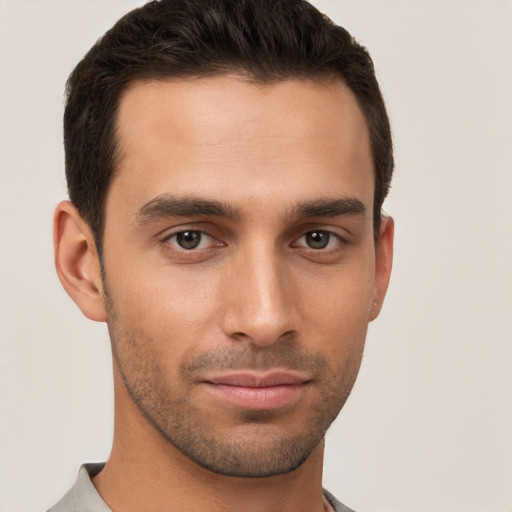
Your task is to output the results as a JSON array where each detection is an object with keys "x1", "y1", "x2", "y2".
[
  {"x1": 53, "y1": 200, "x2": 107, "y2": 322},
  {"x1": 369, "y1": 215, "x2": 394, "y2": 322}
]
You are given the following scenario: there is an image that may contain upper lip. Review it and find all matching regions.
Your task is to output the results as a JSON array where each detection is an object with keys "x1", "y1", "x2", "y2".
[{"x1": 203, "y1": 371, "x2": 310, "y2": 388}]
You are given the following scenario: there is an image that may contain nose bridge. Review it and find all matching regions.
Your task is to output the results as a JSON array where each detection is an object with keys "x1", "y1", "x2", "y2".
[{"x1": 222, "y1": 239, "x2": 297, "y2": 346}]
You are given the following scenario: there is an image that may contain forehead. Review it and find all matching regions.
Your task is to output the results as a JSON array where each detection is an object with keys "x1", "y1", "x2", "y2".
[{"x1": 110, "y1": 75, "x2": 374, "y2": 218}]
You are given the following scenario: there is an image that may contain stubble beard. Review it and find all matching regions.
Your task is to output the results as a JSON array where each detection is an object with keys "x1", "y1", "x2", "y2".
[{"x1": 107, "y1": 302, "x2": 364, "y2": 478}]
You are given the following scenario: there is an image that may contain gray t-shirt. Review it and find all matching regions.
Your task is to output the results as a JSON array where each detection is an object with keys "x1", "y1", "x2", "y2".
[{"x1": 47, "y1": 463, "x2": 356, "y2": 512}]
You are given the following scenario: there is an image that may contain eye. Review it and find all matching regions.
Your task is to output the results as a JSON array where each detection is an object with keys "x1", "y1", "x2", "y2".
[
  {"x1": 167, "y1": 230, "x2": 215, "y2": 250},
  {"x1": 294, "y1": 230, "x2": 340, "y2": 250}
]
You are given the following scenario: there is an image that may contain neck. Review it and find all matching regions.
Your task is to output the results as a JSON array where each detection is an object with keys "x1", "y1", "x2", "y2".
[{"x1": 93, "y1": 372, "x2": 327, "y2": 512}]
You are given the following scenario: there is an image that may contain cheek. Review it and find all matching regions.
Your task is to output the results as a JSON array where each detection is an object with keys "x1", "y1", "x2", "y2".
[
  {"x1": 296, "y1": 262, "x2": 375, "y2": 353},
  {"x1": 105, "y1": 259, "x2": 226, "y2": 355},
  {"x1": 306, "y1": 303, "x2": 369, "y2": 369},
  {"x1": 298, "y1": 260, "x2": 375, "y2": 318}
]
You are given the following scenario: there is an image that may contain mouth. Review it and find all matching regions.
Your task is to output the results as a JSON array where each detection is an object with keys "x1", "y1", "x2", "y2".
[{"x1": 202, "y1": 371, "x2": 311, "y2": 410}]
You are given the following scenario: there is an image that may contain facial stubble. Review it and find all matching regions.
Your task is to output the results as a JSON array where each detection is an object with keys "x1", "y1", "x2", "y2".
[{"x1": 106, "y1": 297, "x2": 364, "y2": 478}]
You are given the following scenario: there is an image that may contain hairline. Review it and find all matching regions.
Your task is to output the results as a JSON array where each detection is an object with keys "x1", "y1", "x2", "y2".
[{"x1": 93, "y1": 70, "x2": 382, "y2": 259}]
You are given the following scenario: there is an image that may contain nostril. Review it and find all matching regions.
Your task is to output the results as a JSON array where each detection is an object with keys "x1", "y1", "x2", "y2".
[
  {"x1": 231, "y1": 331, "x2": 250, "y2": 342},
  {"x1": 229, "y1": 329, "x2": 297, "y2": 347}
]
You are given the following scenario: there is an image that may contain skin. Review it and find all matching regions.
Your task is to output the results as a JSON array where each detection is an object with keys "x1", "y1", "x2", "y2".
[{"x1": 54, "y1": 75, "x2": 393, "y2": 512}]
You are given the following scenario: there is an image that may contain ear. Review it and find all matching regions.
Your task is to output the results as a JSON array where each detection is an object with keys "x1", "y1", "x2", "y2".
[
  {"x1": 53, "y1": 200, "x2": 107, "y2": 322},
  {"x1": 369, "y1": 215, "x2": 394, "y2": 321}
]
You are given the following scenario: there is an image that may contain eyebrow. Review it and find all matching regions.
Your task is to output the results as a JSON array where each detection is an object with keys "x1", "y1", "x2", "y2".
[
  {"x1": 134, "y1": 194, "x2": 366, "y2": 225},
  {"x1": 292, "y1": 197, "x2": 366, "y2": 218},
  {"x1": 135, "y1": 194, "x2": 241, "y2": 224}
]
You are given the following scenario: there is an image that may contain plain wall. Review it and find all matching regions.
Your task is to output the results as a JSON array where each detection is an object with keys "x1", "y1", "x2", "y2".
[{"x1": 0, "y1": 1, "x2": 511, "y2": 511}]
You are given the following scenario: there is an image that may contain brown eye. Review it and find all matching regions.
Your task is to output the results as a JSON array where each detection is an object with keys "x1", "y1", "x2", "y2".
[
  {"x1": 175, "y1": 231, "x2": 203, "y2": 249},
  {"x1": 304, "y1": 231, "x2": 331, "y2": 249}
]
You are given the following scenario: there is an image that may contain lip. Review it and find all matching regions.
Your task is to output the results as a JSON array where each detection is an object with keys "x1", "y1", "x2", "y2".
[{"x1": 202, "y1": 371, "x2": 311, "y2": 410}]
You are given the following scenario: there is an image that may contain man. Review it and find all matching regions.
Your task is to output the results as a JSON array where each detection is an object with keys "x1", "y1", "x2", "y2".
[{"x1": 50, "y1": 0, "x2": 393, "y2": 511}]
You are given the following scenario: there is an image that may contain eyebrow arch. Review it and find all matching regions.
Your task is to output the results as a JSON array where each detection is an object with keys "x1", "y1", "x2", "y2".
[
  {"x1": 134, "y1": 194, "x2": 241, "y2": 225},
  {"x1": 292, "y1": 197, "x2": 366, "y2": 219}
]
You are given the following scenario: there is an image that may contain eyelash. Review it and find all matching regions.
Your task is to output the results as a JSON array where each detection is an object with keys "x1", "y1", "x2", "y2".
[
  {"x1": 292, "y1": 231, "x2": 343, "y2": 251},
  {"x1": 161, "y1": 228, "x2": 345, "y2": 254},
  {"x1": 162, "y1": 229, "x2": 219, "y2": 251}
]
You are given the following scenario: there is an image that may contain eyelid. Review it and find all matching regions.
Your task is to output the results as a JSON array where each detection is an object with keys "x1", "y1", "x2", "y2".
[
  {"x1": 158, "y1": 221, "x2": 217, "y2": 241},
  {"x1": 292, "y1": 230, "x2": 343, "y2": 250},
  {"x1": 161, "y1": 228, "x2": 222, "y2": 251}
]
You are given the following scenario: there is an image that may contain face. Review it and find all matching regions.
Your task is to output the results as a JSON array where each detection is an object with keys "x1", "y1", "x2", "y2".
[{"x1": 100, "y1": 76, "x2": 389, "y2": 477}]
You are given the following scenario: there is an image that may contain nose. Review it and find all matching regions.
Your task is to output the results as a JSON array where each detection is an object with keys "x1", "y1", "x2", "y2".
[{"x1": 221, "y1": 246, "x2": 299, "y2": 347}]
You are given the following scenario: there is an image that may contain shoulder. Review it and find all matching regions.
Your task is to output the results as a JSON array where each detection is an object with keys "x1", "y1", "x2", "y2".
[
  {"x1": 324, "y1": 488, "x2": 358, "y2": 512},
  {"x1": 46, "y1": 463, "x2": 109, "y2": 512}
]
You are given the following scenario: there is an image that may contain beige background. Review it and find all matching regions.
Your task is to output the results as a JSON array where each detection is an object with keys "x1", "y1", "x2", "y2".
[{"x1": 0, "y1": 1, "x2": 511, "y2": 511}]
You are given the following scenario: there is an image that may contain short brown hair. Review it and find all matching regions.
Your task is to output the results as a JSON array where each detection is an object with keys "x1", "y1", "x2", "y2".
[{"x1": 64, "y1": 0, "x2": 393, "y2": 252}]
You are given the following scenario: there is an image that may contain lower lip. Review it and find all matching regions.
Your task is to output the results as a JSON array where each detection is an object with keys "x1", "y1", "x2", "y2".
[{"x1": 204, "y1": 383, "x2": 307, "y2": 410}]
